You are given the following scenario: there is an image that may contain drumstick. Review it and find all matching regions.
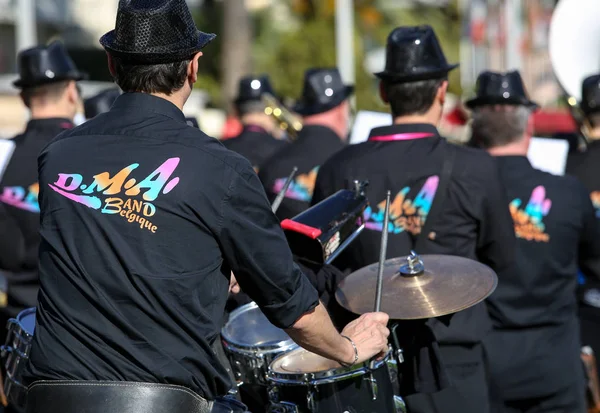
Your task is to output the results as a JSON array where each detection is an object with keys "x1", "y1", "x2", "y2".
[
  {"x1": 374, "y1": 190, "x2": 391, "y2": 312},
  {"x1": 272, "y1": 166, "x2": 298, "y2": 213}
]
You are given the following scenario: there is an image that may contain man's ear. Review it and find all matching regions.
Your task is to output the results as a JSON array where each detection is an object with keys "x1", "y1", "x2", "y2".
[
  {"x1": 107, "y1": 52, "x2": 116, "y2": 77},
  {"x1": 188, "y1": 52, "x2": 203, "y2": 84},
  {"x1": 66, "y1": 81, "x2": 79, "y2": 105},
  {"x1": 379, "y1": 81, "x2": 389, "y2": 104},
  {"x1": 437, "y1": 80, "x2": 449, "y2": 107}
]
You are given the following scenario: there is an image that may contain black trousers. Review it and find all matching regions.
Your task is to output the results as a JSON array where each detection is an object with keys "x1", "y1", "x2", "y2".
[
  {"x1": 403, "y1": 344, "x2": 490, "y2": 413},
  {"x1": 490, "y1": 383, "x2": 586, "y2": 413}
]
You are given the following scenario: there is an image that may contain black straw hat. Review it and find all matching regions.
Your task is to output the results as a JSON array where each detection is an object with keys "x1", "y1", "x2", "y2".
[
  {"x1": 293, "y1": 68, "x2": 354, "y2": 116},
  {"x1": 466, "y1": 71, "x2": 539, "y2": 110},
  {"x1": 100, "y1": 0, "x2": 216, "y2": 64},
  {"x1": 234, "y1": 75, "x2": 275, "y2": 105},
  {"x1": 84, "y1": 88, "x2": 121, "y2": 119},
  {"x1": 13, "y1": 41, "x2": 86, "y2": 89},
  {"x1": 581, "y1": 74, "x2": 600, "y2": 116},
  {"x1": 375, "y1": 25, "x2": 458, "y2": 83}
]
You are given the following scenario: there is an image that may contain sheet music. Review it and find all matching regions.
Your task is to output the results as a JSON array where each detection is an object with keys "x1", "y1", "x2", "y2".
[
  {"x1": 0, "y1": 139, "x2": 16, "y2": 181},
  {"x1": 527, "y1": 137, "x2": 569, "y2": 176},
  {"x1": 350, "y1": 111, "x2": 392, "y2": 145}
]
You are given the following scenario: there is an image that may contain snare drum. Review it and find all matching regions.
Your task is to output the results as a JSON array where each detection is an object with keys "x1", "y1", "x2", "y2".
[
  {"x1": 221, "y1": 302, "x2": 298, "y2": 386},
  {"x1": 267, "y1": 347, "x2": 405, "y2": 413},
  {"x1": 2, "y1": 307, "x2": 36, "y2": 407}
]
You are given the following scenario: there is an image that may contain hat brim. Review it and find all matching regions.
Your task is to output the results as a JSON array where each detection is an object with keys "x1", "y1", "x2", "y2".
[
  {"x1": 375, "y1": 64, "x2": 459, "y2": 83},
  {"x1": 13, "y1": 71, "x2": 88, "y2": 89},
  {"x1": 465, "y1": 96, "x2": 540, "y2": 111},
  {"x1": 293, "y1": 85, "x2": 354, "y2": 116},
  {"x1": 100, "y1": 30, "x2": 216, "y2": 64}
]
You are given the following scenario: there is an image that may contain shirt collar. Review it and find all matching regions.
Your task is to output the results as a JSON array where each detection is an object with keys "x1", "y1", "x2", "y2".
[
  {"x1": 26, "y1": 118, "x2": 73, "y2": 131},
  {"x1": 368, "y1": 123, "x2": 440, "y2": 141},
  {"x1": 494, "y1": 155, "x2": 533, "y2": 169},
  {"x1": 111, "y1": 93, "x2": 187, "y2": 123}
]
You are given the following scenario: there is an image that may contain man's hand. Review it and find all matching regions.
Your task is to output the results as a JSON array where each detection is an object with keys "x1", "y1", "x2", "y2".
[
  {"x1": 340, "y1": 312, "x2": 390, "y2": 364},
  {"x1": 229, "y1": 272, "x2": 240, "y2": 294}
]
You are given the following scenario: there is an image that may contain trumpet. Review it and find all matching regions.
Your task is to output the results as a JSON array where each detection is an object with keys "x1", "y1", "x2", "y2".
[{"x1": 262, "y1": 92, "x2": 303, "y2": 141}]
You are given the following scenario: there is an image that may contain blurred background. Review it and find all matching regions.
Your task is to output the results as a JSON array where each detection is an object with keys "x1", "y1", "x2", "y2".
[{"x1": 0, "y1": 0, "x2": 571, "y2": 140}]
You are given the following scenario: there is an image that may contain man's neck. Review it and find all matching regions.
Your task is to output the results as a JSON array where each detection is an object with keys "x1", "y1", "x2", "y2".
[
  {"x1": 487, "y1": 140, "x2": 529, "y2": 157},
  {"x1": 29, "y1": 106, "x2": 73, "y2": 121},
  {"x1": 241, "y1": 113, "x2": 274, "y2": 133},
  {"x1": 392, "y1": 113, "x2": 439, "y2": 127},
  {"x1": 587, "y1": 127, "x2": 600, "y2": 141}
]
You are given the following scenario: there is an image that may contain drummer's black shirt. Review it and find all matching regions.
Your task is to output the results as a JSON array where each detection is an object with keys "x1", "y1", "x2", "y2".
[
  {"x1": 23, "y1": 93, "x2": 319, "y2": 399},
  {"x1": 312, "y1": 124, "x2": 516, "y2": 345}
]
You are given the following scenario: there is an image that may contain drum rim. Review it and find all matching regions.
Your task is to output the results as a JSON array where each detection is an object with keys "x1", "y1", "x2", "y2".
[
  {"x1": 15, "y1": 307, "x2": 36, "y2": 337},
  {"x1": 221, "y1": 302, "x2": 295, "y2": 351},
  {"x1": 267, "y1": 348, "x2": 390, "y2": 385}
]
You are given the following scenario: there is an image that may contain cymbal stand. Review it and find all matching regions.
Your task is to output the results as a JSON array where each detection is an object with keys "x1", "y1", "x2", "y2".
[{"x1": 271, "y1": 166, "x2": 298, "y2": 213}]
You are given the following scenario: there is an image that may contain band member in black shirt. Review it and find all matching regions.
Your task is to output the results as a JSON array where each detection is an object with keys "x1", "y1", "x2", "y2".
[
  {"x1": 23, "y1": 2, "x2": 389, "y2": 412},
  {"x1": 222, "y1": 75, "x2": 287, "y2": 171},
  {"x1": 0, "y1": 41, "x2": 84, "y2": 343},
  {"x1": 566, "y1": 73, "x2": 600, "y2": 384},
  {"x1": 259, "y1": 68, "x2": 351, "y2": 220},
  {"x1": 470, "y1": 70, "x2": 596, "y2": 413},
  {"x1": 312, "y1": 26, "x2": 516, "y2": 413}
]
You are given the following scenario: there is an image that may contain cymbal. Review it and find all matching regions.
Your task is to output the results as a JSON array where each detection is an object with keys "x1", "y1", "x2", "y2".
[{"x1": 335, "y1": 254, "x2": 498, "y2": 320}]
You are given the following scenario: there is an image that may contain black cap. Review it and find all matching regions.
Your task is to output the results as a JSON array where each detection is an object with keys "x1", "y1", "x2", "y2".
[
  {"x1": 100, "y1": 0, "x2": 216, "y2": 64},
  {"x1": 375, "y1": 25, "x2": 458, "y2": 83},
  {"x1": 293, "y1": 68, "x2": 354, "y2": 116},
  {"x1": 84, "y1": 88, "x2": 121, "y2": 119},
  {"x1": 466, "y1": 70, "x2": 539, "y2": 110},
  {"x1": 234, "y1": 75, "x2": 275, "y2": 105},
  {"x1": 13, "y1": 41, "x2": 86, "y2": 89},
  {"x1": 581, "y1": 74, "x2": 600, "y2": 116}
]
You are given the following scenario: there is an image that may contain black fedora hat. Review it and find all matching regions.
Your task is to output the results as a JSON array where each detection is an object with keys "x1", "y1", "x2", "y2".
[
  {"x1": 293, "y1": 68, "x2": 354, "y2": 116},
  {"x1": 234, "y1": 75, "x2": 275, "y2": 105},
  {"x1": 100, "y1": 0, "x2": 216, "y2": 64},
  {"x1": 13, "y1": 41, "x2": 86, "y2": 89},
  {"x1": 581, "y1": 74, "x2": 600, "y2": 116},
  {"x1": 375, "y1": 25, "x2": 458, "y2": 83},
  {"x1": 466, "y1": 70, "x2": 539, "y2": 110},
  {"x1": 84, "y1": 88, "x2": 121, "y2": 119}
]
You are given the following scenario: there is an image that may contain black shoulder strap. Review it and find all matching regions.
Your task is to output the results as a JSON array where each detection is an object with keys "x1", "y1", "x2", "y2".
[{"x1": 414, "y1": 141, "x2": 456, "y2": 252}]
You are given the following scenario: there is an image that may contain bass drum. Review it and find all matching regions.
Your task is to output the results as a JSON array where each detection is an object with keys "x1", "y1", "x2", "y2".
[
  {"x1": 2, "y1": 307, "x2": 36, "y2": 408},
  {"x1": 267, "y1": 347, "x2": 405, "y2": 413}
]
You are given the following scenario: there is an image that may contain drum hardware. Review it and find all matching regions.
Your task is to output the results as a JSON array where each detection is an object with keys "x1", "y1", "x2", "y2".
[
  {"x1": 390, "y1": 324, "x2": 404, "y2": 365},
  {"x1": 364, "y1": 372, "x2": 378, "y2": 401},
  {"x1": 335, "y1": 253, "x2": 498, "y2": 320},
  {"x1": 272, "y1": 166, "x2": 298, "y2": 213}
]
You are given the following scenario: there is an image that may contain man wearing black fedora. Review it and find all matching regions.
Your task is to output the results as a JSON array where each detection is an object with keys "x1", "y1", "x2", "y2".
[
  {"x1": 222, "y1": 75, "x2": 287, "y2": 171},
  {"x1": 258, "y1": 67, "x2": 352, "y2": 221},
  {"x1": 470, "y1": 70, "x2": 595, "y2": 413},
  {"x1": 567, "y1": 73, "x2": 600, "y2": 388},
  {"x1": 21, "y1": 1, "x2": 391, "y2": 413},
  {"x1": 312, "y1": 26, "x2": 516, "y2": 413},
  {"x1": 0, "y1": 41, "x2": 84, "y2": 355}
]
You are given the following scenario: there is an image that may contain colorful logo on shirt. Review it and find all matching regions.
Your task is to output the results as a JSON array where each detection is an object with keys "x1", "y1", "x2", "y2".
[
  {"x1": 0, "y1": 183, "x2": 40, "y2": 213},
  {"x1": 272, "y1": 167, "x2": 319, "y2": 203},
  {"x1": 364, "y1": 176, "x2": 439, "y2": 235},
  {"x1": 48, "y1": 158, "x2": 181, "y2": 233},
  {"x1": 590, "y1": 191, "x2": 600, "y2": 218},
  {"x1": 509, "y1": 185, "x2": 551, "y2": 243}
]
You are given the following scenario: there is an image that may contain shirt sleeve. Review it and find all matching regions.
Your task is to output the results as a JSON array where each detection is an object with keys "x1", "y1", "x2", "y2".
[
  {"x1": 476, "y1": 161, "x2": 516, "y2": 273},
  {"x1": 218, "y1": 169, "x2": 319, "y2": 329},
  {"x1": 0, "y1": 203, "x2": 26, "y2": 271},
  {"x1": 577, "y1": 184, "x2": 600, "y2": 278}
]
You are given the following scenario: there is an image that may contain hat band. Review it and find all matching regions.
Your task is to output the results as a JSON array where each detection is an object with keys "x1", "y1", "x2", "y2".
[{"x1": 369, "y1": 132, "x2": 434, "y2": 142}]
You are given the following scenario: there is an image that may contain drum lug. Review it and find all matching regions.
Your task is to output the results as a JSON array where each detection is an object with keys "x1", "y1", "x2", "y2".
[
  {"x1": 364, "y1": 372, "x2": 378, "y2": 401},
  {"x1": 267, "y1": 401, "x2": 299, "y2": 413},
  {"x1": 307, "y1": 384, "x2": 318, "y2": 412}
]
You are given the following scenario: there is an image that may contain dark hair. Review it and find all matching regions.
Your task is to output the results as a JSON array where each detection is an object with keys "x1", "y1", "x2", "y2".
[
  {"x1": 20, "y1": 81, "x2": 70, "y2": 108},
  {"x1": 382, "y1": 77, "x2": 446, "y2": 118},
  {"x1": 470, "y1": 105, "x2": 531, "y2": 149},
  {"x1": 235, "y1": 100, "x2": 266, "y2": 117},
  {"x1": 110, "y1": 56, "x2": 190, "y2": 95}
]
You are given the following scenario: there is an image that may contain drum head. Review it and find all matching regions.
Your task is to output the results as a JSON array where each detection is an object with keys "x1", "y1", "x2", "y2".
[
  {"x1": 222, "y1": 302, "x2": 292, "y2": 349},
  {"x1": 16, "y1": 308, "x2": 36, "y2": 336},
  {"x1": 270, "y1": 348, "x2": 341, "y2": 374}
]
